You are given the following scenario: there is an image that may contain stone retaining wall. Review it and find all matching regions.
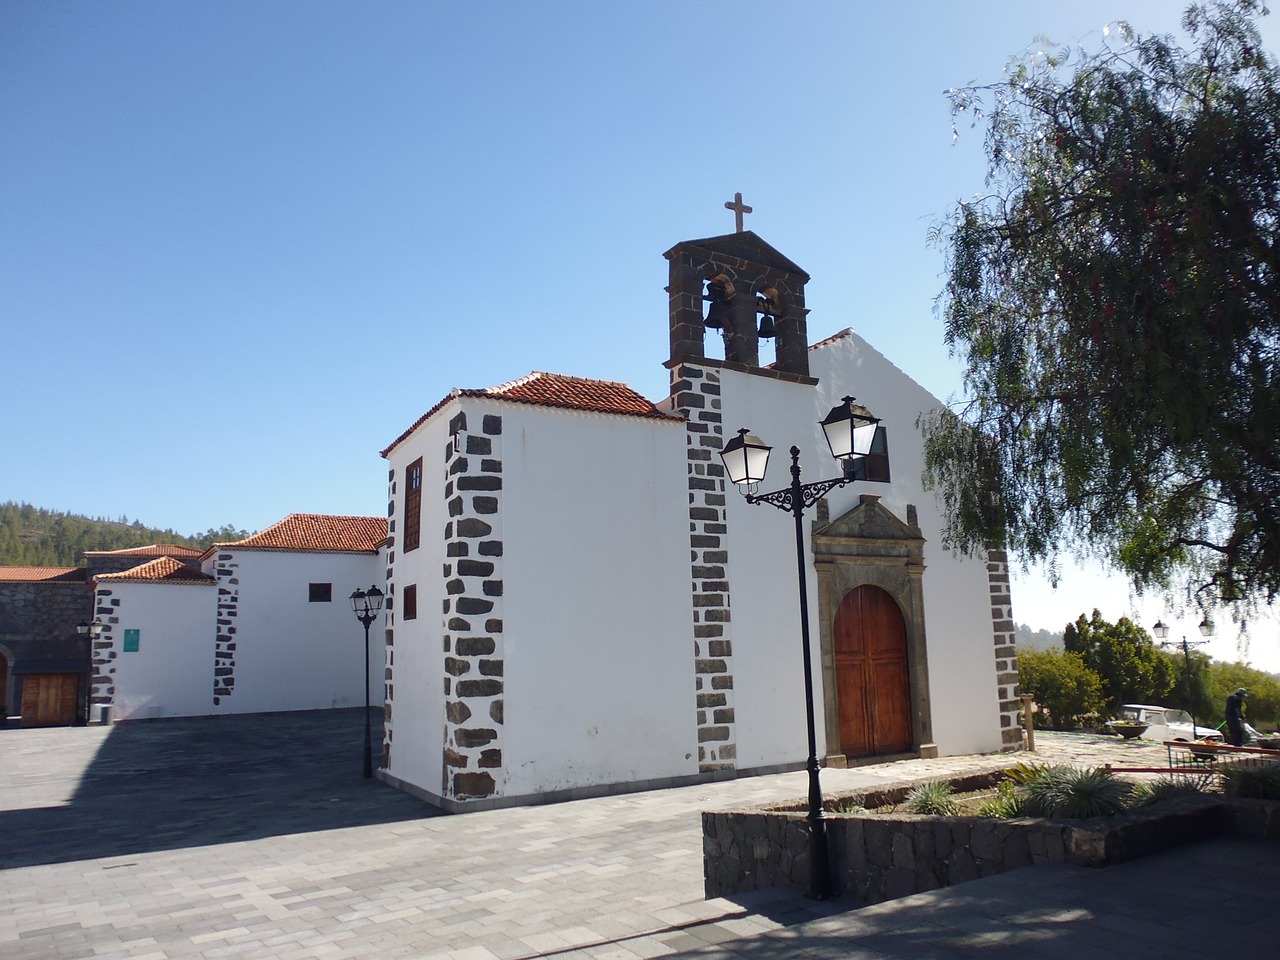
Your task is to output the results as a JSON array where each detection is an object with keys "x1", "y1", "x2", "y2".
[{"x1": 704, "y1": 795, "x2": 1253, "y2": 904}]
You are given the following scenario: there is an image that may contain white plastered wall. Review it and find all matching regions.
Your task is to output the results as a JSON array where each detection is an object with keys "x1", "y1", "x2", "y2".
[
  {"x1": 382, "y1": 409, "x2": 450, "y2": 796},
  {"x1": 716, "y1": 370, "x2": 828, "y2": 770},
  {"x1": 498, "y1": 401, "x2": 696, "y2": 796},
  {"x1": 220, "y1": 550, "x2": 384, "y2": 714},
  {"x1": 104, "y1": 581, "x2": 217, "y2": 720}
]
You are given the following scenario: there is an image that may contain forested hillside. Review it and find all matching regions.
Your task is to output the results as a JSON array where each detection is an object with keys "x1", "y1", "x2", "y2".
[
  {"x1": 1015, "y1": 623, "x2": 1063, "y2": 650},
  {"x1": 0, "y1": 502, "x2": 250, "y2": 567}
]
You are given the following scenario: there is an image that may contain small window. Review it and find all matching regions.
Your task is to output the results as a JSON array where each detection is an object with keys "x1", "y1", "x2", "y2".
[
  {"x1": 402, "y1": 583, "x2": 417, "y2": 620},
  {"x1": 309, "y1": 582, "x2": 332, "y2": 603},
  {"x1": 844, "y1": 426, "x2": 891, "y2": 483},
  {"x1": 404, "y1": 457, "x2": 423, "y2": 552}
]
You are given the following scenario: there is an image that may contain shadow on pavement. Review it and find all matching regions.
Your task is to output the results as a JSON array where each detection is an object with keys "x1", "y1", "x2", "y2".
[{"x1": 0, "y1": 708, "x2": 441, "y2": 869}]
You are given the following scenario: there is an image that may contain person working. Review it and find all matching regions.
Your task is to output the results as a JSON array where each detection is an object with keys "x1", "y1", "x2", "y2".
[{"x1": 1225, "y1": 687, "x2": 1248, "y2": 746}]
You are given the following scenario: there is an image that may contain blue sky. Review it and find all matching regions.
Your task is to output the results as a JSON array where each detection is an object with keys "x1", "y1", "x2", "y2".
[{"x1": 5, "y1": 2, "x2": 1278, "y2": 668}]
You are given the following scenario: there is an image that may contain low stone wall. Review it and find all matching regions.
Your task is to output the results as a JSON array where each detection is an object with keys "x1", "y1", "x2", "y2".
[{"x1": 704, "y1": 796, "x2": 1234, "y2": 904}]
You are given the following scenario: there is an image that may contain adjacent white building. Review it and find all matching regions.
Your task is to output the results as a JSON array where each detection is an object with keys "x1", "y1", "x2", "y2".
[{"x1": 90, "y1": 514, "x2": 385, "y2": 721}]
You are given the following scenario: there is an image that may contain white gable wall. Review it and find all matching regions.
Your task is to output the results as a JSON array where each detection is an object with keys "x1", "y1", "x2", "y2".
[
  {"x1": 383, "y1": 409, "x2": 451, "y2": 796},
  {"x1": 807, "y1": 332, "x2": 1002, "y2": 756},
  {"x1": 221, "y1": 550, "x2": 384, "y2": 714},
  {"x1": 98, "y1": 581, "x2": 217, "y2": 721},
  {"x1": 499, "y1": 402, "x2": 696, "y2": 796},
  {"x1": 716, "y1": 369, "x2": 826, "y2": 771}
]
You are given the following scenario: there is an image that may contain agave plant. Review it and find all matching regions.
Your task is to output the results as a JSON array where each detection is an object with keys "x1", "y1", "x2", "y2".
[
  {"x1": 1129, "y1": 773, "x2": 1214, "y2": 808},
  {"x1": 903, "y1": 780, "x2": 960, "y2": 816},
  {"x1": 1221, "y1": 761, "x2": 1280, "y2": 800},
  {"x1": 1023, "y1": 765, "x2": 1132, "y2": 819},
  {"x1": 1001, "y1": 762, "x2": 1052, "y2": 785},
  {"x1": 976, "y1": 779, "x2": 1026, "y2": 818},
  {"x1": 827, "y1": 796, "x2": 866, "y2": 814}
]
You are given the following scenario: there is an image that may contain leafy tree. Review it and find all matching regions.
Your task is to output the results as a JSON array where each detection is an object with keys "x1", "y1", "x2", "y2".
[
  {"x1": 1158, "y1": 644, "x2": 1217, "y2": 721},
  {"x1": 1017, "y1": 648, "x2": 1105, "y2": 729},
  {"x1": 1205, "y1": 659, "x2": 1280, "y2": 726},
  {"x1": 1063, "y1": 610, "x2": 1179, "y2": 712},
  {"x1": 923, "y1": 1, "x2": 1280, "y2": 608}
]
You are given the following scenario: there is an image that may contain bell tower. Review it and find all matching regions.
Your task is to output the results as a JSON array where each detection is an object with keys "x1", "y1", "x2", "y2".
[
  {"x1": 664, "y1": 199, "x2": 819, "y2": 777},
  {"x1": 663, "y1": 200, "x2": 812, "y2": 378}
]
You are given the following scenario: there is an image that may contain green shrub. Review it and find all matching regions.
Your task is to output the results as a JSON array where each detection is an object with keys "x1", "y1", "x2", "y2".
[
  {"x1": 1129, "y1": 773, "x2": 1213, "y2": 808},
  {"x1": 903, "y1": 780, "x2": 960, "y2": 816},
  {"x1": 1002, "y1": 762, "x2": 1051, "y2": 785},
  {"x1": 976, "y1": 779, "x2": 1026, "y2": 818},
  {"x1": 1221, "y1": 761, "x2": 1280, "y2": 800},
  {"x1": 1023, "y1": 765, "x2": 1132, "y2": 818},
  {"x1": 827, "y1": 796, "x2": 866, "y2": 814}
]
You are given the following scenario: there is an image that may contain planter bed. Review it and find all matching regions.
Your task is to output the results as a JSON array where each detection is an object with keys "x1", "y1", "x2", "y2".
[{"x1": 703, "y1": 792, "x2": 1280, "y2": 906}]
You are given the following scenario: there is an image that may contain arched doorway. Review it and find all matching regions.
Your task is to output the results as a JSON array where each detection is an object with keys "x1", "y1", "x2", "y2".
[{"x1": 833, "y1": 584, "x2": 912, "y2": 757}]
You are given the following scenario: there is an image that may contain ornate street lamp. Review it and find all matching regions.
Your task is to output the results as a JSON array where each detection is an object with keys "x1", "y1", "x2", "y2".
[
  {"x1": 350, "y1": 585, "x2": 385, "y2": 779},
  {"x1": 720, "y1": 397, "x2": 881, "y2": 901},
  {"x1": 1153, "y1": 618, "x2": 1214, "y2": 737}
]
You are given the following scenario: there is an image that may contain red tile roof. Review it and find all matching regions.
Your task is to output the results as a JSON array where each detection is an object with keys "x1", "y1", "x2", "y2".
[
  {"x1": 94, "y1": 557, "x2": 215, "y2": 584},
  {"x1": 382, "y1": 371, "x2": 681, "y2": 458},
  {"x1": 216, "y1": 514, "x2": 386, "y2": 553},
  {"x1": 0, "y1": 566, "x2": 87, "y2": 583},
  {"x1": 82, "y1": 544, "x2": 204, "y2": 559},
  {"x1": 809, "y1": 328, "x2": 853, "y2": 351}
]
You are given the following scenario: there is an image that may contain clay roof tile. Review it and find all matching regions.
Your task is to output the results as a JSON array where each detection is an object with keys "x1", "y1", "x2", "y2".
[
  {"x1": 94, "y1": 557, "x2": 215, "y2": 584},
  {"x1": 215, "y1": 514, "x2": 386, "y2": 553},
  {"x1": 381, "y1": 371, "x2": 680, "y2": 458},
  {"x1": 0, "y1": 566, "x2": 87, "y2": 583},
  {"x1": 82, "y1": 544, "x2": 204, "y2": 559}
]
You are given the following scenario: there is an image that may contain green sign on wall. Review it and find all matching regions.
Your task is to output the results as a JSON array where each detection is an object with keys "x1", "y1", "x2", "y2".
[{"x1": 123, "y1": 629, "x2": 140, "y2": 653}]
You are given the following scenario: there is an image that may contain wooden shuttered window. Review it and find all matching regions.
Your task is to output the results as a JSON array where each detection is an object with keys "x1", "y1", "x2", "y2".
[{"x1": 404, "y1": 457, "x2": 423, "y2": 552}]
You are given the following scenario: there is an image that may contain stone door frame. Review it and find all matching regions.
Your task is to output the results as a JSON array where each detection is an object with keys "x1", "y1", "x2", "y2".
[{"x1": 812, "y1": 495, "x2": 937, "y2": 765}]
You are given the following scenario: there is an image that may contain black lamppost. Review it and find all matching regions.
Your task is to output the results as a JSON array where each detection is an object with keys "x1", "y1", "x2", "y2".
[
  {"x1": 1152, "y1": 617, "x2": 1214, "y2": 736},
  {"x1": 719, "y1": 396, "x2": 881, "y2": 901},
  {"x1": 76, "y1": 620, "x2": 105, "y2": 725},
  {"x1": 350, "y1": 585, "x2": 385, "y2": 779}
]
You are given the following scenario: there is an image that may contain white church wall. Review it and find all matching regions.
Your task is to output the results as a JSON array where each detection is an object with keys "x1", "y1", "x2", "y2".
[
  {"x1": 808, "y1": 332, "x2": 1003, "y2": 756},
  {"x1": 382, "y1": 410, "x2": 451, "y2": 797},
  {"x1": 220, "y1": 549, "x2": 384, "y2": 714},
  {"x1": 101, "y1": 582, "x2": 217, "y2": 721},
  {"x1": 717, "y1": 369, "x2": 832, "y2": 770},
  {"x1": 498, "y1": 402, "x2": 697, "y2": 797}
]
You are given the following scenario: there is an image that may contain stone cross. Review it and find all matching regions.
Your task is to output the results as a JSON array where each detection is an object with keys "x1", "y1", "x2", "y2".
[{"x1": 724, "y1": 192, "x2": 752, "y2": 233}]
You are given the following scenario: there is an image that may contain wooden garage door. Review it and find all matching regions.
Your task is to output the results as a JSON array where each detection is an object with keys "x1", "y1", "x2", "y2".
[
  {"x1": 833, "y1": 585, "x2": 912, "y2": 758},
  {"x1": 21, "y1": 674, "x2": 79, "y2": 727}
]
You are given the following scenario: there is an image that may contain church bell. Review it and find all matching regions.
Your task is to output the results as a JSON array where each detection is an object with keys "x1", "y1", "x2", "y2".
[
  {"x1": 703, "y1": 277, "x2": 732, "y2": 331},
  {"x1": 756, "y1": 309, "x2": 776, "y2": 340},
  {"x1": 703, "y1": 297, "x2": 728, "y2": 331}
]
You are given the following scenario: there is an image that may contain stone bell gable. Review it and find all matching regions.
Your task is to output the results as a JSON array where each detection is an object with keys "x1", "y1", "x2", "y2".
[{"x1": 664, "y1": 231, "x2": 811, "y2": 376}]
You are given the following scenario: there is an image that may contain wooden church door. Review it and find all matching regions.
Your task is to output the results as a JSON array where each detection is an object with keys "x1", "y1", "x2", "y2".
[{"x1": 833, "y1": 585, "x2": 912, "y2": 757}]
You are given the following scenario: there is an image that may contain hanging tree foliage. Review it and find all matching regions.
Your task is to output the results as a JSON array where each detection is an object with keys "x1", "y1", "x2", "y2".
[{"x1": 924, "y1": 0, "x2": 1280, "y2": 606}]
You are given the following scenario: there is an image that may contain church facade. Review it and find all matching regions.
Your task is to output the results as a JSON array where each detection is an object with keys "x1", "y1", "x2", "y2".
[{"x1": 377, "y1": 228, "x2": 1021, "y2": 812}]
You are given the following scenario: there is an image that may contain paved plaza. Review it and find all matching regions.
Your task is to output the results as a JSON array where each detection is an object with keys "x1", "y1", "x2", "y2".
[{"x1": 2, "y1": 709, "x2": 1277, "y2": 959}]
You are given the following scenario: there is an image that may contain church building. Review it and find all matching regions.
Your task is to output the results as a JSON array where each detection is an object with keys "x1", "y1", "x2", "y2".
[{"x1": 376, "y1": 220, "x2": 1021, "y2": 812}]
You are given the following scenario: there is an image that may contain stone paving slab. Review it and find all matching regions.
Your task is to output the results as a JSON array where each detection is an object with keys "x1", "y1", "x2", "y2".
[{"x1": 0, "y1": 711, "x2": 1267, "y2": 960}]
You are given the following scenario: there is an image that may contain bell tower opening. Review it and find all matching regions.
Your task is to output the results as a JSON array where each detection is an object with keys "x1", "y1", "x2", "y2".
[
  {"x1": 701, "y1": 274, "x2": 733, "y2": 362},
  {"x1": 754, "y1": 285, "x2": 780, "y2": 367}
]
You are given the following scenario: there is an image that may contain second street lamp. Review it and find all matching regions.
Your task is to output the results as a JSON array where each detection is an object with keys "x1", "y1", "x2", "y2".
[
  {"x1": 719, "y1": 396, "x2": 881, "y2": 901},
  {"x1": 350, "y1": 585, "x2": 385, "y2": 779},
  {"x1": 1152, "y1": 617, "x2": 1214, "y2": 737}
]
